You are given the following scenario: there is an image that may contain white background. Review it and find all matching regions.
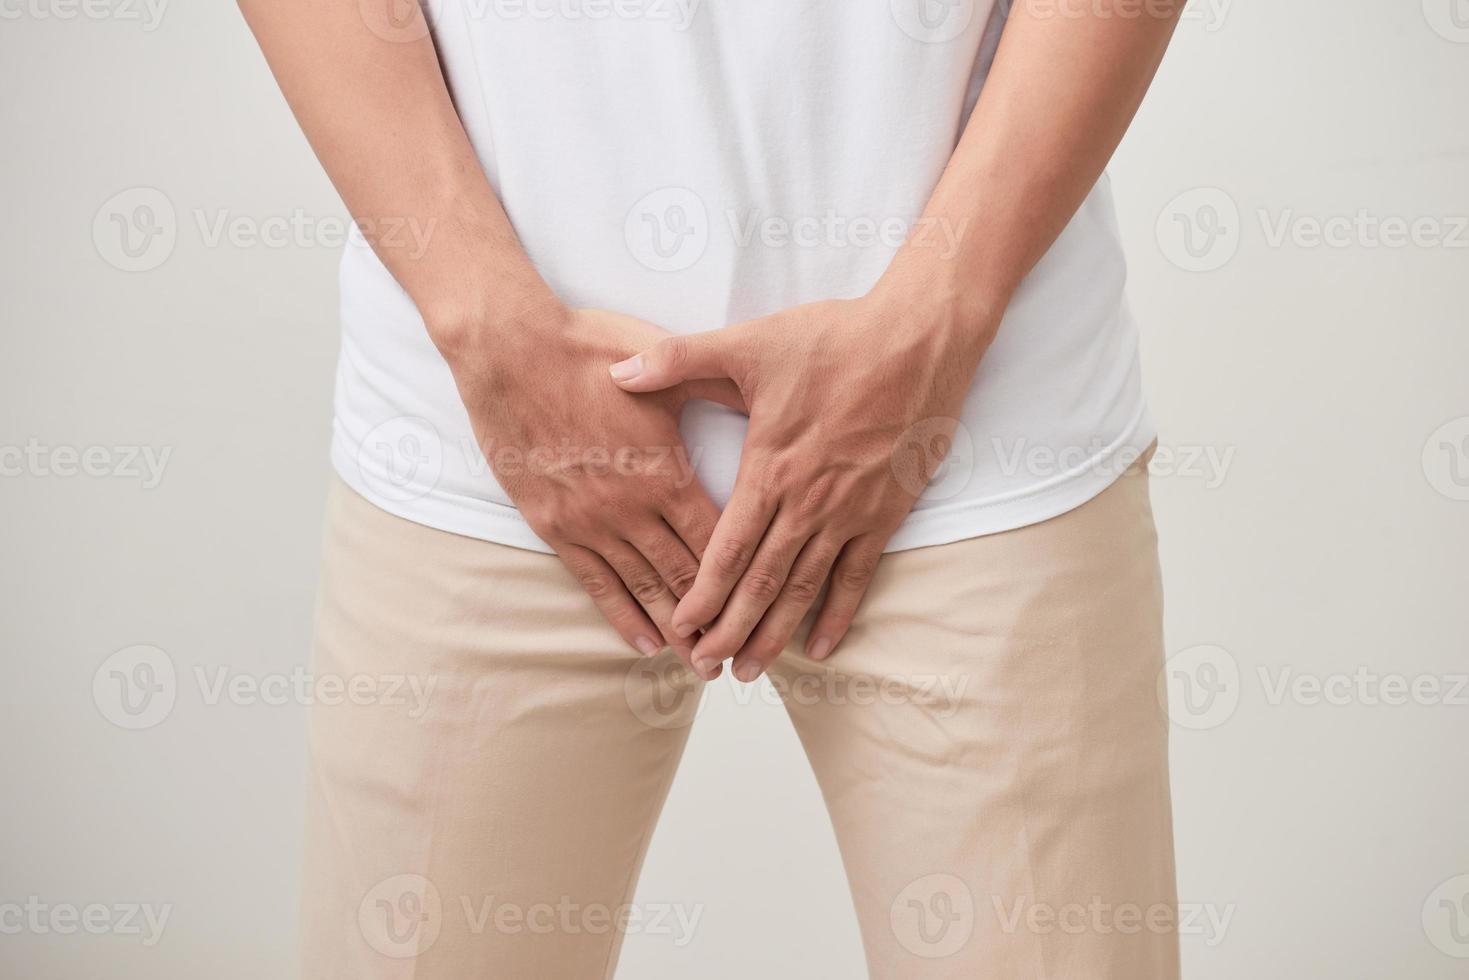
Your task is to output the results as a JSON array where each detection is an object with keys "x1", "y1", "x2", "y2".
[{"x1": 2, "y1": 0, "x2": 1467, "y2": 976}]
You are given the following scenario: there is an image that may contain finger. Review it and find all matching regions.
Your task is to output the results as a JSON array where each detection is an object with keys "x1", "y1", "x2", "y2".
[
  {"x1": 662, "y1": 488, "x2": 721, "y2": 562},
  {"x1": 609, "y1": 330, "x2": 736, "y2": 393},
  {"x1": 555, "y1": 543, "x2": 667, "y2": 659},
  {"x1": 804, "y1": 536, "x2": 884, "y2": 662},
  {"x1": 688, "y1": 515, "x2": 808, "y2": 677},
  {"x1": 630, "y1": 523, "x2": 701, "y2": 600},
  {"x1": 600, "y1": 539, "x2": 702, "y2": 669},
  {"x1": 682, "y1": 378, "x2": 748, "y2": 414},
  {"x1": 729, "y1": 533, "x2": 842, "y2": 683},
  {"x1": 671, "y1": 472, "x2": 778, "y2": 638}
]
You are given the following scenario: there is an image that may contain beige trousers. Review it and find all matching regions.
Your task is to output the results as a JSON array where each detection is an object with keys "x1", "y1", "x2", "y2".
[{"x1": 300, "y1": 456, "x2": 1178, "y2": 979}]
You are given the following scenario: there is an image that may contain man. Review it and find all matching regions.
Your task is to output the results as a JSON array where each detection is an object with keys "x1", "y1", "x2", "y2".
[{"x1": 241, "y1": 0, "x2": 1184, "y2": 975}]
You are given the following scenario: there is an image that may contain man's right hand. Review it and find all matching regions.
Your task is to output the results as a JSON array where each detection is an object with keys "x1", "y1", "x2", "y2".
[{"x1": 433, "y1": 303, "x2": 744, "y2": 672}]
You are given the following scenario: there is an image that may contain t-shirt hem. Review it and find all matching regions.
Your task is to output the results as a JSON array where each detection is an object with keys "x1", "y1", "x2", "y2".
[{"x1": 330, "y1": 406, "x2": 1156, "y2": 557}]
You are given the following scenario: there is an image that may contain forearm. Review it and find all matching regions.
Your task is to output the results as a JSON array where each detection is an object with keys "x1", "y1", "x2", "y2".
[
  {"x1": 236, "y1": 0, "x2": 559, "y2": 347},
  {"x1": 880, "y1": 0, "x2": 1185, "y2": 336}
]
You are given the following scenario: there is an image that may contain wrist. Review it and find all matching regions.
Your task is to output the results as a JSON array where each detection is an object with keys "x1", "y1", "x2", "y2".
[
  {"x1": 870, "y1": 249, "x2": 1008, "y2": 349},
  {"x1": 423, "y1": 281, "x2": 570, "y2": 364}
]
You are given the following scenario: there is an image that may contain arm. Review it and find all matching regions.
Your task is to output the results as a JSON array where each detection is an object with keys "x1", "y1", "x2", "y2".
[
  {"x1": 239, "y1": 0, "x2": 739, "y2": 666},
  {"x1": 610, "y1": 0, "x2": 1185, "y2": 682}
]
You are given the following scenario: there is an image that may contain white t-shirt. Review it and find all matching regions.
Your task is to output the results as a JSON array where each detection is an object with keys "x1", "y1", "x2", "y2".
[{"x1": 331, "y1": 0, "x2": 1154, "y2": 554}]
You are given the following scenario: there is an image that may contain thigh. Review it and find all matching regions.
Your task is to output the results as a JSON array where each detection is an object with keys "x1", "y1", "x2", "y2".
[
  {"x1": 299, "y1": 479, "x2": 702, "y2": 980},
  {"x1": 770, "y1": 459, "x2": 1178, "y2": 979}
]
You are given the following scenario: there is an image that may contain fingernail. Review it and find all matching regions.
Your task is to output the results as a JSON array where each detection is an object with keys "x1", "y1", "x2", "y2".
[
  {"x1": 635, "y1": 635, "x2": 660, "y2": 657},
  {"x1": 673, "y1": 621, "x2": 698, "y2": 638},
  {"x1": 694, "y1": 656, "x2": 721, "y2": 677},
  {"x1": 735, "y1": 660, "x2": 764, "y2": 683},
  {"x1": 808, "y1": 637, "x2": 832, "y2": 661},
  {"x1": 609, "y1": 355, "x2": 643, "y2": 382}
]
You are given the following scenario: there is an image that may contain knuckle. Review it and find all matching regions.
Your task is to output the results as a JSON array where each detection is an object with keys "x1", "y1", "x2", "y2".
[
  {"x1": 624, "y1": 570, "x2": 668, "y2": 604},
  {"x1": 524, "y1": 504, "x2": 570, "y2": 540},
  {"x1": 794, "y1": 472, "x2": 839, "y2": 521},
  {"x1": 712, "y1": 538, "x2": 753, "y2": 576},
  {"x1": 740, "y1": 567, "x2": 784, "y2": 603},
  {"x1": 835, "y1": 553, "x2": 877, "y2": 592},
  {"x1": 575, "y1": 568, "x2": 618, "y2": 600},
  {"x1": 660, "y1": 336, "x2": 689, "y2": 374},
  {"x1": 783, "y1": 571, "x2": 823, "y2": 604},
  {"x1": 665, "y1": 565, "x2": 699, "y2": 597},
  {"x1": 748, "y1": 633, "x2": 786, "y2": 664}
]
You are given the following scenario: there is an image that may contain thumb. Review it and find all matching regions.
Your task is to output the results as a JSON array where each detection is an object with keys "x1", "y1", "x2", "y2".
[{"x1": 609, "y1": 331, "x2": 732, "y2": 393}]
